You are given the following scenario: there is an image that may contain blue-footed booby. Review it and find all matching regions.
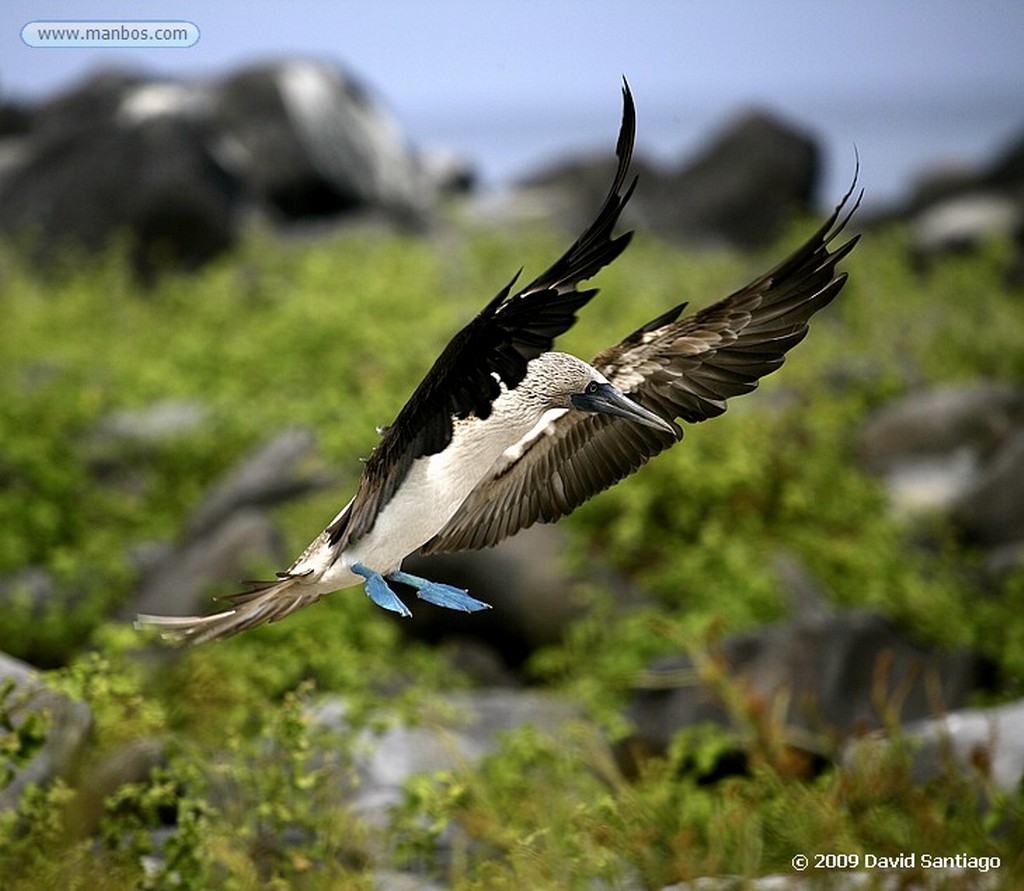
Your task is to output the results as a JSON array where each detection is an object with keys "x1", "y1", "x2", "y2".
[{"x1": 138, "y1": 82, "x2": 859, "y2": 644}]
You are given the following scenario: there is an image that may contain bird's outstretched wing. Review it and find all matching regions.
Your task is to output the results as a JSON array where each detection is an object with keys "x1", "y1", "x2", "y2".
[
  {"x1": 331, "y1": 81, "x2": 640, "y2": 550},
  {"x1": 420, "y1": 180, "x2": 861, "y2": 554}
]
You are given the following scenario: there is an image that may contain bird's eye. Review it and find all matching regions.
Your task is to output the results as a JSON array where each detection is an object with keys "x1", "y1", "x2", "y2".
[{"x1": 585, "y1": 381, "x2": 600, "y2": 395}]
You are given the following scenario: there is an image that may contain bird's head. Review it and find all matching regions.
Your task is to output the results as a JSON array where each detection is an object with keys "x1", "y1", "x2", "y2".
[{"x1": 535, "y1": 352, "x2": 675, "y2": 433}]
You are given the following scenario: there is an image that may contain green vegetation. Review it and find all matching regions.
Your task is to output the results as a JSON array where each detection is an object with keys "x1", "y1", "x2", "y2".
[{"x1": 2, "y1": 215, "x2": 1023, "y2": 887}]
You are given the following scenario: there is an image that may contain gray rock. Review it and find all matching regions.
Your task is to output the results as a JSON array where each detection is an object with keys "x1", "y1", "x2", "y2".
[
  {"x1": 89, "y1": 400, "x2": 210, "y2": 451},
  {"x1": 0, "y1": 60, "x2": 458, "y2": 277},
  {"x1": 848, "y1": 699, "x2": 1024, "y2": 794},
  {"x1": 373, "y1": 871, "x2": 447, "y2": 891},
  {"x1": 516, "y1": 107, "x2": 820, "y2": 251},
  {"x1": 640, "y1": 109, "x2": 821, "y2": 250},
  {"x1": 0, "y1": 98, "x2": 32, "y2": 139},
  {"x1": 859, "y1": 385, "x2": 1024, "y2": 471},
  {"x1": 910, "y1": 191, "x2": 1021, "y2": 271},
  {"x1": 0, "y1": 70, "x2": 243, "y2": 280},
  {"x1": 1009, "y1": 218, "x2": 1024, "y2": 288},
  {"x1": 220, "y1": 60, "x2": 438, "y2": 227},
  {"x1": 84, "y1": 400, "x2": 211, "y2": 499},
  {"x1": 130, "y1": 508, "x2": 284, "y2": 620},
  {"x1": 513, "y1": 152, "x2": 662, "y2": 235},
  {"x1": 984, "y1": 126, "x2": 1024, "y2": 192},
  {"x1": 184, "y1": 427, "x2": 329, "y2": 539},
  {"x1": 858, "y1": 384, "x2": 1024, "y2": 514},
  {"x1": 0, "y1": 570, "x2": 92, "y2": 665},
  {"x1": 71, "y1": 736, "x2": 167, "y2": 836},
  {"x1": 311, "y1": 689, "x2": 582, "y2": 826},
  {"x1": 128, "y1": 428, "x2": 331, "y2": 622},
  {"x1": 314, "y1": 689, "x2": 608, "y2": 884},
  {"x1": 954, "y1": 429, "x2": 1024, "y2": 546},
  {"x1": 772, "y1": 550, "x2": 831, "y2": 621},
  {"x1": 883, "y1": 123, "x2": 1024, "y2": 282},
  {"x1": 0, "y1": 651, "x2": 93, "y2": 812},
  {"x1": 624, "y1": 611, "x2": 983, "y2": 766},
  {"x1": 983, "y1": 539, "x2": 1024, "y2": 579},
  {"x1": 400, "y1": 525, "x2": 585, "y2": 664}
]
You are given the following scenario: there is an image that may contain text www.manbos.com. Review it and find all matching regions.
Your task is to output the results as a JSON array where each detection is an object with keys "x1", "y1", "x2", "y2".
[{"x1": 21, "y1": 20, "x2": 199, "y2": 48}]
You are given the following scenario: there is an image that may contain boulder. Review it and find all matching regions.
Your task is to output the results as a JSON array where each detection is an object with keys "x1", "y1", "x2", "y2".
[
  {"x1": 513, "y1": 152, "x2": 662, "y2": 235},
  {"x1": 128, "y1": 428, "x2": 330, "y2": 622},
  {"x1": 311, "y1": 689, "x2": 583, "y2": 828},
  {"x1": 847, "y1": 698, "x2": 1024, "y2": 795},
  {"x1": 640, "y1": 109, "x2": 821, "y2": 249},
  {"x1": 896, "y1": 124, "x2": 1024, "y2": 275},
  {"x1": 85, "y1": 400, "x2": 210, "y2": 464},
  {"x1": 1009, "y1": 219, "x2": 1024, "y2": 288},
  {"x1": 0, "y1": 567, "x2": 60, "y2": 621},
  {"x1": 516, "y1": 107, "x2": 821, "y2": 250},
  {"x1": 0, "y1": 60, "x2": 462, "y2": 276},
  {"x1": 69, "y1": 736, "x2": 168, "y2": 837},
  {"x1": 0, "y1": 99, "x2": 32, "y2": 138},
  {"x1": 213, "y1": 60, "x2": 439, "y2": 226},
  {"x1": 623, "y1": 610, "x2": 984, "y2": 769},
  {"x1": 858, "y1": 384, "x2": 1024, "y2": 514},
  {"x1": 0, "y1": 71, "x2": 242, "y2": 280},
  {"x1": 954, "y1": 428, "x2": 1024, "y2": 546},
  {"x1": 983, "y1": 126, "x2": 1024, "y2": 192},
  {"x1": 858, "y1": 383, "x2": 1024, "y2": 546},
  {"x1": 182, "y1": 427, "x2": 329, "y2": 539},
  {"x1": 130, "y1": 508, "x2": 285, "y2": 621},
  {"x1": 910, "y1": 191, "x2": 1021, "y2": 272},
  {"x1": 0, "y1": 651, "x2": 93, "y2": 812}
]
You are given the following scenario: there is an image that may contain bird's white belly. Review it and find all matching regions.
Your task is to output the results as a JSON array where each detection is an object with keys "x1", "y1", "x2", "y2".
[
  {"x1": 334, "y1": 412, "x2": 532, "y2": 582},
  {"x1": 345, "y1": 458, "x2": 478, "y2": 572}
]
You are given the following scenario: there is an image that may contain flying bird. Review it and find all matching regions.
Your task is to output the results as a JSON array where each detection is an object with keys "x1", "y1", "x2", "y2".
[{"x1": 138, "y1": 82, "x2": 859, "y2": 644}]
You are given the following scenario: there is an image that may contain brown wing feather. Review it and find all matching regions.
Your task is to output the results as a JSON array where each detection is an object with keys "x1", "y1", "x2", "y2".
[{"x1": 420, "y1": 180, "x2": 860, "y2": 555}]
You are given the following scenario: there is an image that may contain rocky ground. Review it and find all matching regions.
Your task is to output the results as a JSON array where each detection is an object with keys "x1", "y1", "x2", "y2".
[{"x1": 5, "y1": 376, "x2": 1024, "y2": 886}]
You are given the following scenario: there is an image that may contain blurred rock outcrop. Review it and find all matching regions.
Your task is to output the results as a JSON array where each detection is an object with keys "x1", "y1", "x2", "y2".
[
  {"x1": 621, "y1": 609, "x2": 985, "y2": 774},
  {"x1": 847, "y1": 698, "x2": 1024, "y2": 796},
  {"x1": 127, "y1": 426, "x2": 331, "y2": 621},
  {"x1": 857, "y1": 382, "x2": 1024, "y2": 576},
  {"x1": 884, "y1": 125, "x2": 1024, "y2": 281},
  {"x1": 516, "y1": 108, "x2": 821, "y2": 249},
  {"x1": 0, "y1": 651, "x2": 93, "y2": 812},
  {"x1": 0, "y1": 61, "x2": 470, "y2": 278}
]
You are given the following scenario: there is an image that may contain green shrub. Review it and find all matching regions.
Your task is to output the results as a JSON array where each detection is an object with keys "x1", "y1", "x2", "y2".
[{"x1": 2, "y1": 219, "x2": 1024, "y2": 886}]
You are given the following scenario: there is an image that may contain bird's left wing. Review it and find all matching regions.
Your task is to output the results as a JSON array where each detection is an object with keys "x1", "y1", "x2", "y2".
[
  {"x1": 331, "y1": 81, "x2": 639, "y2": 549},
  {"x1": 419, "y1": 182, "x2": 861, "y2": 555}
]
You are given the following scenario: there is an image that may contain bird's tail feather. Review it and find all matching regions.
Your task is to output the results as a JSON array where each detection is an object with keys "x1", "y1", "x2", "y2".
[{"x1": 135, "y1": 569, "x2": 317, "y2": 645}]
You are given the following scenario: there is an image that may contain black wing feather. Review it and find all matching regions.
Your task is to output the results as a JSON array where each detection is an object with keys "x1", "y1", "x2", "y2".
[{"x1": 330, "y1": 81, "x2": 640, "y2": 548}]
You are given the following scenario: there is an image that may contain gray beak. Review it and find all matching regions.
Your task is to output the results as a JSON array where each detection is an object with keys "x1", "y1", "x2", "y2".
[{"x1": 572, "y1": 382, "x2": 676, "y2": 434}]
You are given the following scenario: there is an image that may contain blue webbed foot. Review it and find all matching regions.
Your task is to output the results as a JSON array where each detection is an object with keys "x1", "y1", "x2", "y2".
[
  {"x1": 388, "y1": 570, "x2": 492, "y2": 613},
  {"x1": 351, "y1": 563, "x2": 412, "y2": 618}
]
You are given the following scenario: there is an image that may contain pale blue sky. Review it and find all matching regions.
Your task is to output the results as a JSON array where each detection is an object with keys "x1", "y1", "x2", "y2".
[{"x1": 3, "y1": 1, "x2": 1023, "y2": 204}]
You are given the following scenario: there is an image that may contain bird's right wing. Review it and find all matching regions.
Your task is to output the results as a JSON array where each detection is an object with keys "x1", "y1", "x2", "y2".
[{"x1": 419, "y1": 180, "x2": 861, "y2": 554}]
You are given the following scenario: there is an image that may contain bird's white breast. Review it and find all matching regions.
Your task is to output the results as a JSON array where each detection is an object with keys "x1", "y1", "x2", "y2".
[{"x1": 335, "y1": 382, "x2": 548, "y2": 580}]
